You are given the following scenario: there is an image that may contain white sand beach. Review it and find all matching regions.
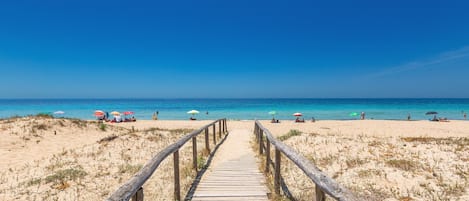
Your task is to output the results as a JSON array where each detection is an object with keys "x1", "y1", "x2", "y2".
[{"x1": 1, "y1": 117, "x2": 468, "y2": 200}]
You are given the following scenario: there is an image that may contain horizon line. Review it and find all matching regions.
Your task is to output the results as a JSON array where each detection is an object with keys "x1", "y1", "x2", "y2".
[{"x1": 1, "y1": 97, "x2": 469, "y2": 100}]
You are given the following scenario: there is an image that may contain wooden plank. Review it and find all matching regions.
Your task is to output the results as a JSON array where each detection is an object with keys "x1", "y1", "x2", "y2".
[
  {"x1": 107, "y1": 119, "x2": 226, "y2": 201},
  {"x1": 192, "y1": 129, "x2": 269, "y2": 201}
]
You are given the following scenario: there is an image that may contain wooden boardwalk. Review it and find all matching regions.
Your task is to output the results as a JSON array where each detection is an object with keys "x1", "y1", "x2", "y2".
[{"x1": 191, "y1": 129, "x2": 270, "y2": 201}]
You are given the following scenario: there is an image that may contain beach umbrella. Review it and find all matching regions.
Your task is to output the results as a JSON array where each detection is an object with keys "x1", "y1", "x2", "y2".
[
  {"x1": 54, "y1": 111, "x2": 65, "y2": 115},
  {"x1": 123, "y1": 111, "x2": 134, "y2": 115},
  {"x1": 349, "y1": 112, "x2": 359, "y2": 117},
  {"x1": 111, "y1": 111, "x2": 121, "y2": 116},
  {"x1": 94, "y1": 110, "x2": 104, "y2": 116},
  {"x1": 187, "y1": 110, "x2": 200, "y2": 115},
  {"x1": 425, "y1": 111, "x2": 438, "y2": 115},
  {"x1": 269, "y1": 111, "x2": 277, "y2": 116},
  {"x1": 293, "y1": 112, "x2": 303, "y2": 117}
]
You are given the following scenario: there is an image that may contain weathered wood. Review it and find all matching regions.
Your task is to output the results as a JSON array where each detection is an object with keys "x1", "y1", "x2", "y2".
[
  {"x1": 224, "y1": 119, "x2": 227, "y2": 133},
  {"x1": 255, "y1": 121, "x2": 358, "y2": 201},
  {"x1": 107, "y1": 119, "x2": 226, "y2": 201},
  {"x1": 174, "y1": 150, "x2": 180, "y2": 201},
  {"x1": 219, "y1": 121, "x2": 222, "y2": 138},
  {"x1": 222, "y1": 119, "x2": 225, "y2": 134},
  {"x1": 213, "y1": 124, "x2": 217, "y2": 145},
  {"x1": 205, "y1": 128, "x2": 210, "y2": 153},
  {"x1": 131, "y1": 187, "x2": 143, "y2": 201},
  {"x1": 259, "y1": 129, "x2": 263, "y2": 155},
  {"x1": 274, "y1": 148, "x2": 281, "y2": 195},
  {"x1": 265, "y1": 139, "x2": 270, "y2": 173},
  {"x1": 192, "y1": 136, "x2": 197, "y2": 172},
  {"x1": 316, "y1": 185, "x2": 326, "y2": 201},
  {"x1": 213, "y1": 124, "x2": 216, "y2": 144},
  {"x1": 192, "y1": 129, "x2": 269, "y2": 200},
  {"x1": 254, "y1": 124, "x2": 258, "y2": 139}
]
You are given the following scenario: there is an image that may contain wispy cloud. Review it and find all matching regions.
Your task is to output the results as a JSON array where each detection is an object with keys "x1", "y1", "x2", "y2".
[{"x1": 366, "y1": 46, "x2": 469, "y2": 78}]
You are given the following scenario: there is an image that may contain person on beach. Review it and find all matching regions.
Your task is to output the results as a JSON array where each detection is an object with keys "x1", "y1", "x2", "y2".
[
  {"x1": 311, "y1": 117, "x2": 316, "y2": 122},
  {"x1": 407, "y1": 113, "x2": 411, "y2": 121},
  {"x1": 152, "y1": 112, "x2": 158, "y2": 120},
  {"x1": 464, "y1": 112, "x2": 467, "y2": 120},
  {"x1": 295, "y1": 117, "x2": 304, "y2": 123},
  {"x1": 360, "y1": 112, "x2": 365, "y2": 120},
  {"x1": 271, "y1": 117, "x2": 276, "y2": 123}
]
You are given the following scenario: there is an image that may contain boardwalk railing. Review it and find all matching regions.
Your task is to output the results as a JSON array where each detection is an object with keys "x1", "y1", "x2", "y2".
[
  {"x1": 254, "y1": 120, "x2": 357, "y2": 201},
  {"x1": 108, "y1": 119, "x2": 228, "y2": 201}
]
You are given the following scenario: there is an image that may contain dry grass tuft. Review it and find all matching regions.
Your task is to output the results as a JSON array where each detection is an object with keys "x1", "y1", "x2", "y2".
[
  {"x1": 386, "y1": 159, "x2": 419, "y2": 171},
  {"x1": 263, "y1": 125, "x2": 469, "y2": 201},
  {"x1": 45, "y1": 167, "x2": 88, "y2": 185},
  {"x1": 277, "y1": 129, "x2": 302, "y2": 141},
  {"x1": 98, "y1": 135, "x2": 118, "y2": 143},
  {"x1": 118, "y1": 163, "x2": 143, "y2": 174}
]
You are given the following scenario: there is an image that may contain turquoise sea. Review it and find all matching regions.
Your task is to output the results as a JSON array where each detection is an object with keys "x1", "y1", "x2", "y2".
[{"x1": 0, "y1": 99, "x2": 468, "y2": 121}]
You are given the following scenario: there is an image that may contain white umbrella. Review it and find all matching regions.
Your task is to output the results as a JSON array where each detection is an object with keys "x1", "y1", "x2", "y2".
[
  {"x1": 187, "y1": 110, "x2": 200, "y2": 115},
  {"x1": 54, "y1": 111, "x2": 65, "y2": 115}
]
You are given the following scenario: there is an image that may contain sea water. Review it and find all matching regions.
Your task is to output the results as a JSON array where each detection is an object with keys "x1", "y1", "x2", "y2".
[{"x1": 0, "y1": 99, "x2": 468, "y2": 120}]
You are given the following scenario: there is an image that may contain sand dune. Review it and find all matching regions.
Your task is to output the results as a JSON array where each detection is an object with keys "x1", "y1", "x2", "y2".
[{"x1": 1, "y1": 117, "x2": 468, "y2": 200}]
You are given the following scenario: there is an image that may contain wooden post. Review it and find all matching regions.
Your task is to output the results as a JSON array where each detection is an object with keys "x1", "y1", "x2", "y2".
[
  {"x1": 222, "y1": 119, "x2": 225, "y2": 134},
  {"x1": 265, "y1": 138, "x2": 270, "y2": 173},
  {"x1": 274, "y1": 148, "x2": 281, "y2": 195},
  {"x1": 223, "y1": 119, "x2": 228, "y2": 133},
  {"x1": 218, "y1": 121, "x2": 222, "y2": 138},
  {"x1": 212, "y1": 124, "x2": 216, "y2": 143},
  {"x1": 315, "y1": 185, "x2": 326, "y2": 201},
  {"x1": 192, "y1": 136, "x2": 197, "y2": 172},
  {"x1": 174, "y1": 150, "x2": 180, "y2": 201},
  {"x1": 205, "y1": 128, "x2": 210, "y2": 153},
  {"x1": 259, "y1": 129, "x2": 263, "y2": 155},
  {"x1": 131, "y1": 187, "x2": 144, "y2": 201},
  {"x1": 213, "y1": 124, "x2": 217, "y2": 145},
  {"x1": 254, "y1": 124, "x2": 258, "y2": 141}
]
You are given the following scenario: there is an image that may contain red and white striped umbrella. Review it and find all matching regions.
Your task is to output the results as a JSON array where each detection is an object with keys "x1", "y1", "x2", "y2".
[
  {"x1": 293, "y1": 112, "x2": 303, "y2": 117},
  {"x1": 123, "y1": 111, "x2": 134, "y2": 115},
  {"x1": 94, "y1": 110, "x2": 104, "y2": 116}
]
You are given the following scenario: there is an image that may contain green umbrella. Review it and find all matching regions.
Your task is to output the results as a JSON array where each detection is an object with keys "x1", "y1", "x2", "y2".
[
  {"x1": 349, "y1": 112, "x2": 359, "y2": 117},
  {"x1": 268, "y1": 111, "x2": 277, "y2": 116}
]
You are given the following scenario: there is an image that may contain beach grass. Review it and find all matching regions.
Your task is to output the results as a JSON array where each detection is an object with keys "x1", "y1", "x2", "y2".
[{"x1": 0, "y1": 116, "x2": 209, "y2": 200}]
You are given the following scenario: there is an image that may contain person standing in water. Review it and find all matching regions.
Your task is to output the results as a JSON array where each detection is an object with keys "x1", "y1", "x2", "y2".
[{"x1": 152, "y1": 111, "x2": 158, "y2": 120}]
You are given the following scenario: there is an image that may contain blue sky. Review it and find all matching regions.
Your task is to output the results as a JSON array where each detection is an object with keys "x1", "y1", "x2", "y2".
[{"x1": 1, "y1": 1, "x2": 469, "y2": 98}]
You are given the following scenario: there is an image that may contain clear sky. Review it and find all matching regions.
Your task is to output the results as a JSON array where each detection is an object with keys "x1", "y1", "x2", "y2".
[{"x1": 1, "y1": 1, "x2": 469, "y2": 98}]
